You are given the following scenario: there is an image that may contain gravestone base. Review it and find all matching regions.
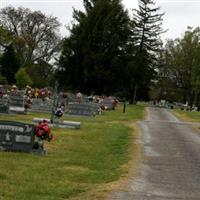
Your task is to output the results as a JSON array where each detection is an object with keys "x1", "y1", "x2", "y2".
[
  {"x1": 32, "y1": 118, "x2": 81, "y2": 129},
  {"x1": 0, "y1": 146, "x2": 46, "y2": 155},
  {"x1": 9, "y1": 107, "x2": 26, "y2": 114},
  {"x1": 31, "y1": 148, "x2": 47, "y2": 155}
]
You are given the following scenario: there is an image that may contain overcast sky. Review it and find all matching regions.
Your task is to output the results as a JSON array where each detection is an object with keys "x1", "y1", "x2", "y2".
[{"x1": 1, "y1": 0, "x2": 200, "y2": 41}]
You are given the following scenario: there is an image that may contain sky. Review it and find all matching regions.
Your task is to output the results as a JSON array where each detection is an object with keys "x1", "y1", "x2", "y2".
[{"x1": 1, "y1": 0, "x2": 200, "y2": 41}]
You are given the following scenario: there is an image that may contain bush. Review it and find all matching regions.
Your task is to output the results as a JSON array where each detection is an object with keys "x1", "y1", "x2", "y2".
[{"x1": 15, "y1": 68, "x2": 33, "y2": 88}]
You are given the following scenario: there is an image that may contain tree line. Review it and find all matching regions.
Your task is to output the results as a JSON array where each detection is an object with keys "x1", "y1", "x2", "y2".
[
  {"x1": 0, "y1": 0, "x2": 200, "y2": 106},
  {"x1": 155, "y1": 27, "x2": 200, "y2": 108}
]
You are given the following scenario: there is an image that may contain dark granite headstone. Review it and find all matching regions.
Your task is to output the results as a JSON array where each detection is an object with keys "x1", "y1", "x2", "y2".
[{"x1": 0, "y1": 121, "x2": 34, "y2": 152}]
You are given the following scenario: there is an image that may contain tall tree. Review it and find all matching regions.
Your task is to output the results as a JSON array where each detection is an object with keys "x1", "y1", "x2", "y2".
[
  {"x1": 0, "y1": 6, "x2": 61, "y2": 67},
  {"x1": 129, "y1": 0, "x2": 164, "y2": 102},
  {"x1": 161, "y1": 27, "x2": 200, "y2": 108},
  {"x1": 58, "y1": 0, "x2": 131, "y2": 95},
  {"x1": 0, "y1": 44, "x2": 21, "y2": 84}
]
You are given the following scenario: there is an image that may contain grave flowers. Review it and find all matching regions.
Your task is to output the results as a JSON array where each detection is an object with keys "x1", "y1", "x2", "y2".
[{"x1": 33, "y1": 120, "x2": 53, "y2": 153}]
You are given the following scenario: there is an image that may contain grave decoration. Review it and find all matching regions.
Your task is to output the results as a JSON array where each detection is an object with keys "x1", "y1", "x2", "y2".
[
  {"x1": 33, "y1": 120, "x2": 53, "y2": 154},
  {"x1": 0, "y1": 120, "x2": 53, "y2": 154},
  {"x1": 32, "y1": 82, "x2": 81, "y2": 129}
]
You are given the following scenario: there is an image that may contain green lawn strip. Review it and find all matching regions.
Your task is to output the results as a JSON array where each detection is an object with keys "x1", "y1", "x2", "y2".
[
  {"x1": 173, "y1": 109, "x2": 200, "y2": 122},
  {"x1": 0, "y1": 105, "x2": 145, "y2": 200}
]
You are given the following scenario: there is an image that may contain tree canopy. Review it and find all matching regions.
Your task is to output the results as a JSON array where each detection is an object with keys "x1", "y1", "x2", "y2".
[
  {"x1": 128, "y1": 0, "x2": 164, "y2": 102},
  {"x1": 58, "y1": 0, "x2": 131, "y2": 95},
  {"x1": 0, "y1": 6, "x2": 61, "y2": 67},
  {"x1": 160, "y1": 27, "x2": 200, "y2": 107}
]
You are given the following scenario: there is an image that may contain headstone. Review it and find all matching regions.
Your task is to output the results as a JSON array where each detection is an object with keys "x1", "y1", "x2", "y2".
[
  {"x1": 9, "y1": 93, "x2": 25, "y2": 114},
  {"x1": 0, "y1": 98, "x2": 9, "y2": 114},
  {"x1": 32, "y1": 118, "x2": 81, "y2": 129},
  {"x1": 29, "y1": 98, "x2": 53, "y2": 113},
  {"x1": 0, "y1": 121, "x2": 34, "y2": 152},
  {"x1": 102, "y1": 99, "x2": 115, "y2": 110},
  {"x1": 64, "y1": 102, "x2": 100, "y2": 117}
]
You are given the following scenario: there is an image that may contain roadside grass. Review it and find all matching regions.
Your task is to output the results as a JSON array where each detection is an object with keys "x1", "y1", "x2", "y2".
[
  {"x1": 0, "y1": 104, "x2": 145, "y2": 200},
  {"x1": 173, "y1": 109, "x2": 200, "y2": 122}
]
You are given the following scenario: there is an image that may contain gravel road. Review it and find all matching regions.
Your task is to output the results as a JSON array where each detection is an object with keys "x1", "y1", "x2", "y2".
[{"x1": 110, "y1": 107, "x2": 200, "y2": 200}]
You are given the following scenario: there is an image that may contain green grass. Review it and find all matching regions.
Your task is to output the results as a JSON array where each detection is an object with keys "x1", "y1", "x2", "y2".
[
  {"x1": 0, "y1": 104, "x2": 145, "y2": 200},
  {"x1": 173, "y1": 109, "x2": 200, "y2": 122}
]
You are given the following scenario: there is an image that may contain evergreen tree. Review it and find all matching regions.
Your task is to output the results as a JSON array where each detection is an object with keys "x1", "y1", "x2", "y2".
[
  {"x1": 0, "y1": 44, "x2": 21, "y2": 84},
  {"x1": 129, "y1": 0, "x2": 164, "y2": 102},
  {"x1": 58, "y1": 0, "x2": 130, "y2": 95}
]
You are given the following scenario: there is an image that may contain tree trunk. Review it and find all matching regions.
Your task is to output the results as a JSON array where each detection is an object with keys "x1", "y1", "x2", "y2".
[{"x1": 133, "y1": 84, "x2": 138, "y2": 104}]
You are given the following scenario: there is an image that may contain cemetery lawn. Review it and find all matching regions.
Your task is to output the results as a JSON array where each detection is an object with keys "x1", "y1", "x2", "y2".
[
  {"x1": 0, "y1": 104, "x2": 145, "y2": 200},
  {"x1": 173, "y1": 109, "x2": 200, "y2": 122}
]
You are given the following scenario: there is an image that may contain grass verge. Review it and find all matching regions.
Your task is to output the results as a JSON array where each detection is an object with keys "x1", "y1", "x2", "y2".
[
  {"x1": 173, "y1": 109, "x2": 200, "y2": 133},
  {"x1": 0, "y1": 104, "x2": 145, "y2": 200},
  {"x1": 173, "y1": 109, "x2": 200, "y2": 122}
]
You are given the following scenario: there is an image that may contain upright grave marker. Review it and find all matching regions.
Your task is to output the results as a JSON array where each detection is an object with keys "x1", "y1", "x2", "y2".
[
  {"x1": 0, "y1": 98, "x2": 9, "y2": 114},
  {"x1": 9, "y1": 92, "x2": 25, "y2": 114},
  {"x1": 0, "y1": 121, "x2": 34, "y2": 152},
  {"x1": 50, "y1": 81, "x2": 59, "y2": 123}
]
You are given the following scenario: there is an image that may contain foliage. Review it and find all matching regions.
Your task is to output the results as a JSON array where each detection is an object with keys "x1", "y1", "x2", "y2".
[
  {"x1": 160, "y1": 27, "x2": 200, "y2": 107},
  {"x1": 58, "y1": 0, "x2": 131, "y2": 95},
  {"x1": 0, "y1": 6, "x2": 61, "y2": 67},
  {"x1": 27, "y1": 60, "x2": 54, "y2": 87},
  {"x1": 128, "y1": 0, "x2": 165, "y2": 102},
  {"x1": 0, "y1": 26, "x2": 13, "y2": 48},
  {"x1": 0, "y1": 74, "x2": 7, "y2": 84},
  {"x1": 15, "y1": 67, "x2": 33, "y2": 87},
  {"x1": 0, "y1": 44, "x2": 21, "y2": 84}
]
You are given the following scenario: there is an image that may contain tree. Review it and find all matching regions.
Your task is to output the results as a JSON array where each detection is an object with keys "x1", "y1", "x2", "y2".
[
  {"x1": 0, "y1": 26, "x2": 13, "y2": 48},
  {"x1": 27, "y1": 60, "x2": 54, "y2": 87},
  {"x1": 15, "y1": 68, "x2": 33, "y2": 88},
  {"x1": 129, "y1": 0, "x2": 165, "y2": 102},
  {"x1": 58, "y1": 0, "x2": 131, "y2": 95},
  {"x1": 0, "y1": 44, "x2": 20, "y2": 84},
  {"x1": 0, "y1": 6, "x2": 61, "y2": 67},
  {"x1": 161, "y1": 27, "x2": 200, "y2": 108}
]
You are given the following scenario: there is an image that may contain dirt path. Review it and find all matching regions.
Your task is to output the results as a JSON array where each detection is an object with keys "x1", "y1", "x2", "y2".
[{"x1": 109, "y1": 107, "x2": 200, "y2": 200}]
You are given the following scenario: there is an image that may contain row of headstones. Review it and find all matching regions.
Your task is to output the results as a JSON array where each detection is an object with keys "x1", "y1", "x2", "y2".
[
  {"x1": 0, "y1": 93, "x2": 115, "y2": 117},
  {"x1": 29, "y1": 98, "x2": 100, "y2": 117},
  {"x1": 0, "y1": 95, "x2": 25, "y2": 114},
  {"x1": 29, "y1": 96, "x2": 115, "y2": 116}
]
